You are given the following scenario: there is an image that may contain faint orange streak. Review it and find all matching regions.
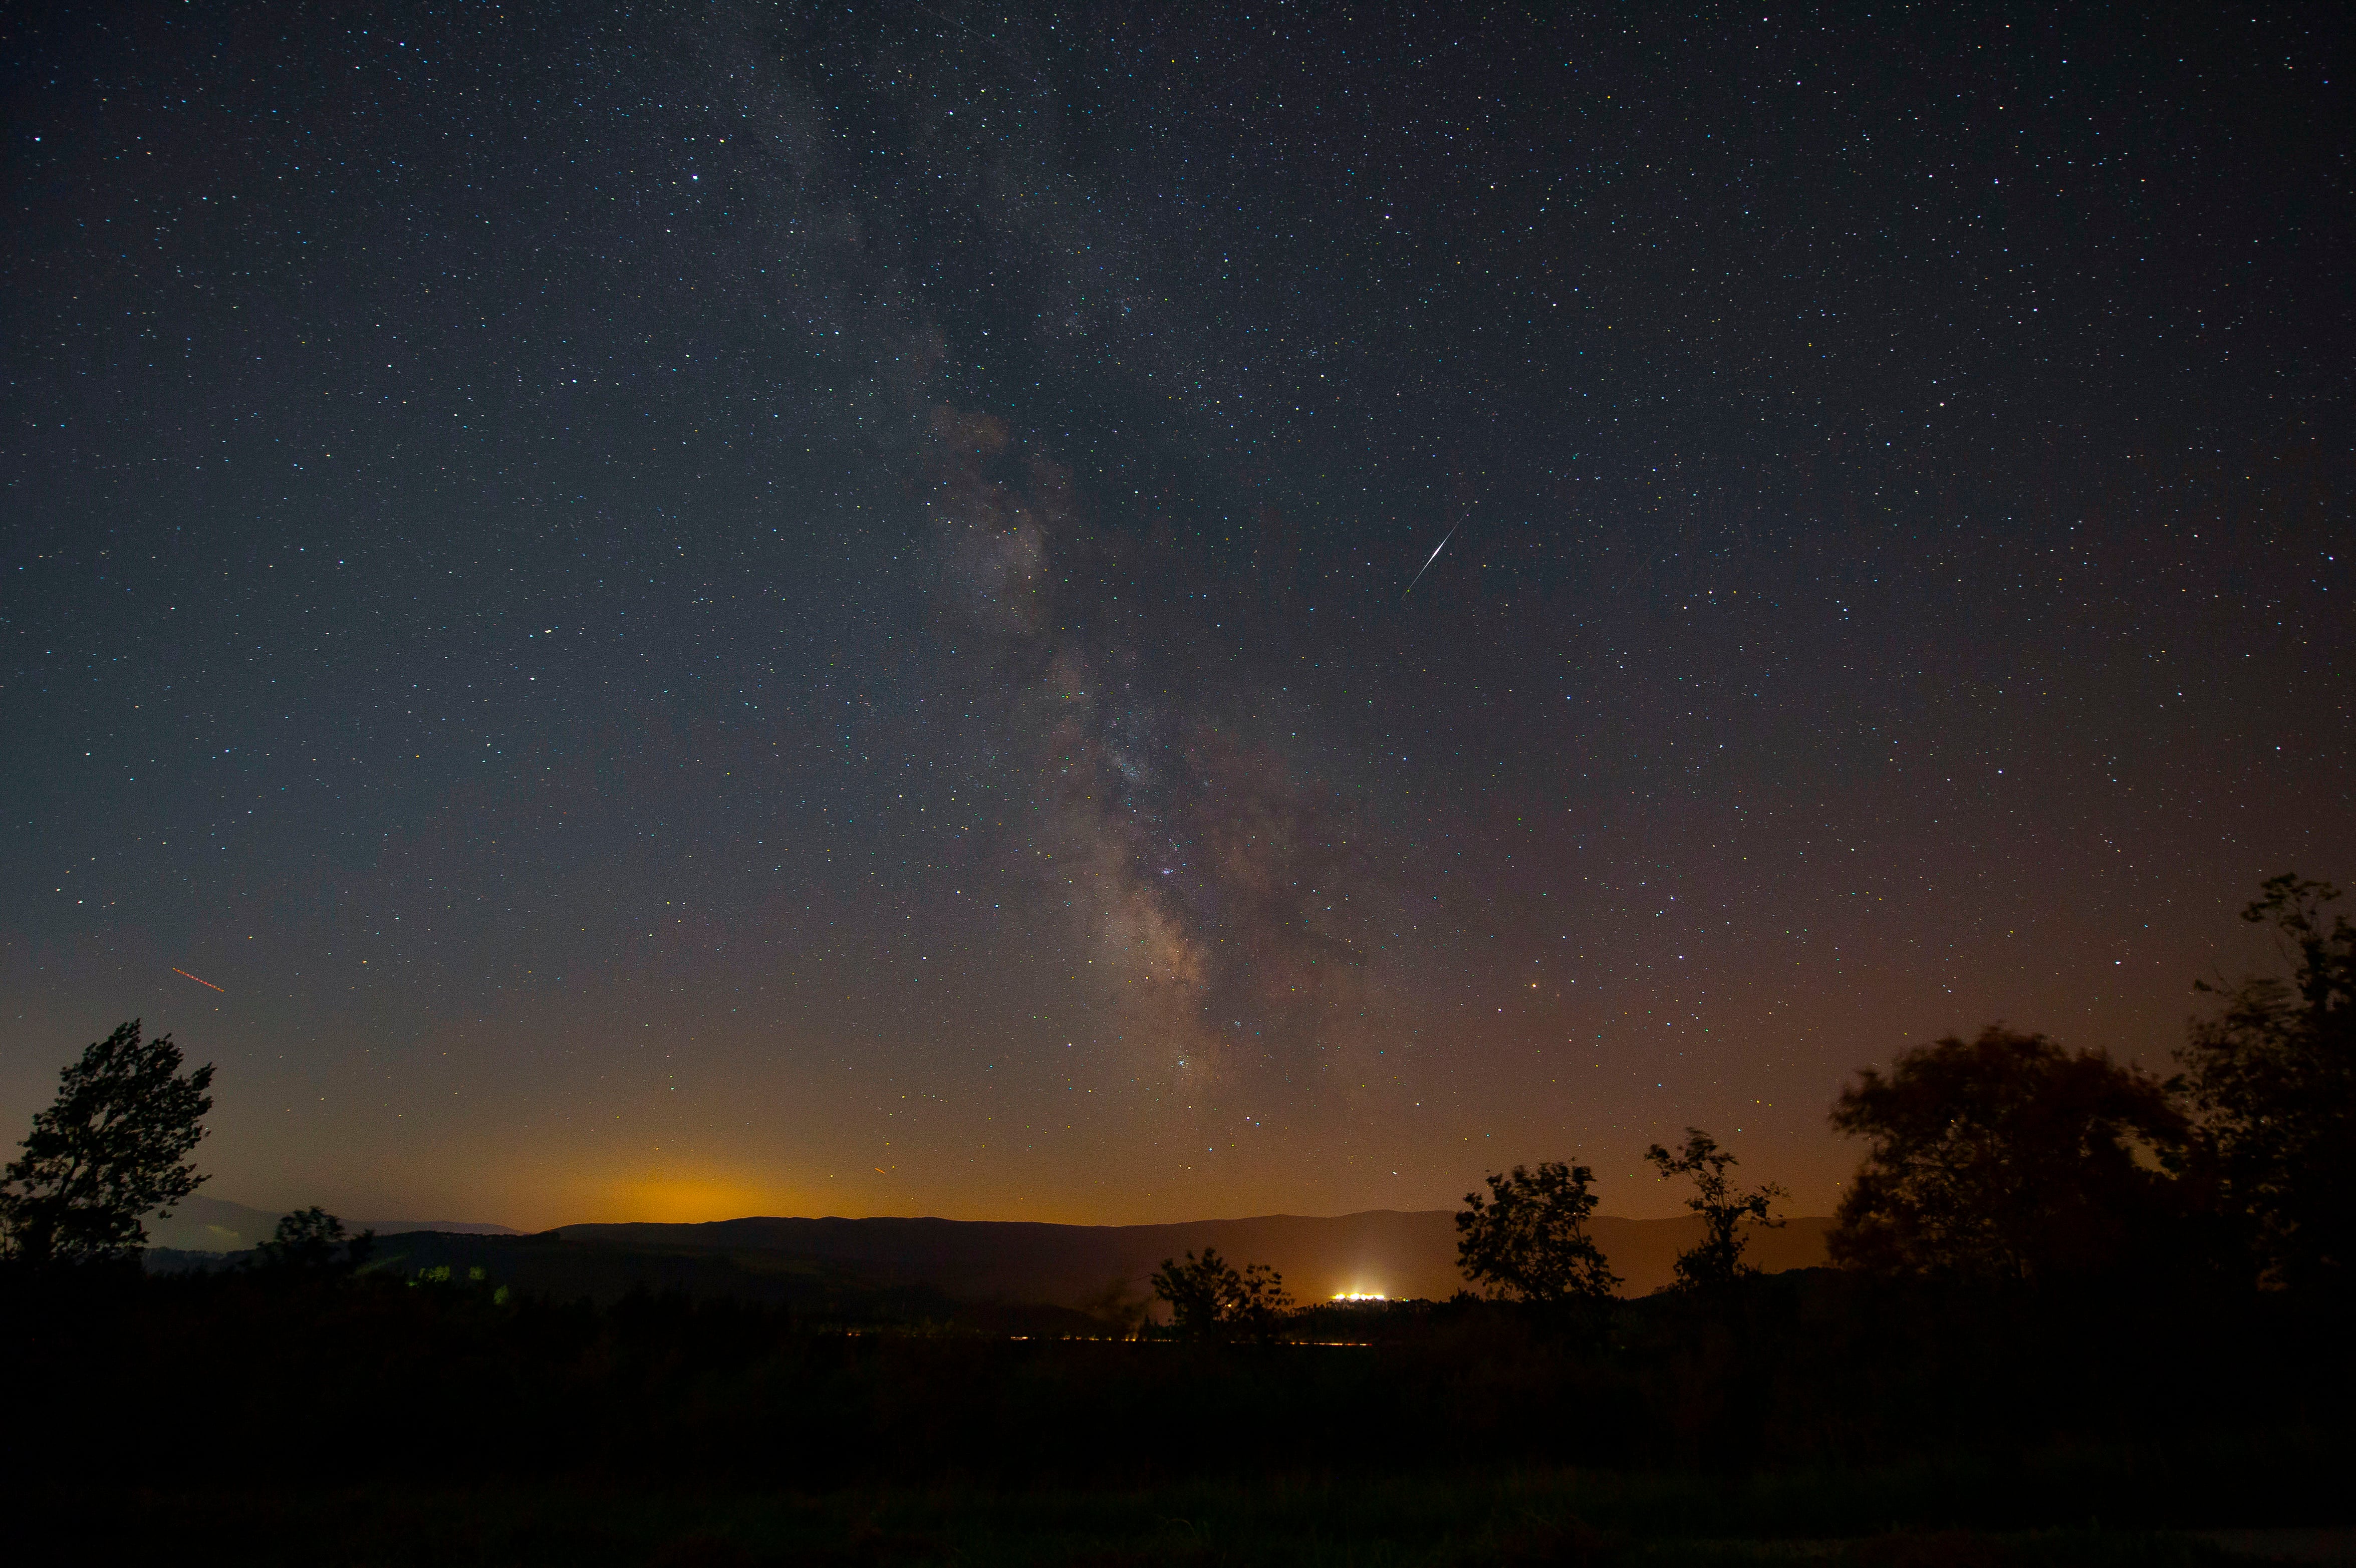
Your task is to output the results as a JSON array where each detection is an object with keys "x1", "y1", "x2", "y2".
[{"x1": 172, "y1": 967, "x2": 225, "y2": 993}]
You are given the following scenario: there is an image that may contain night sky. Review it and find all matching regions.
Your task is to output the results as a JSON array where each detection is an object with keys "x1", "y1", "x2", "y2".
[{"x1": 4, "y1": 3, "x2": 2348, "y2": 1231}]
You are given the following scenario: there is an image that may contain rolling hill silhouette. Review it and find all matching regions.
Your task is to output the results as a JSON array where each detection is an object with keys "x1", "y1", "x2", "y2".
[
  {"x1": 554, "y1": 1209, "x2": 1832, "y2": 1304},
  {"x1": 148, "y1": 1200, "x2": 1829, "y2": 1311},
  {"x1": 143, "y1": 1195, "x2": 518, "y2": 1253}
]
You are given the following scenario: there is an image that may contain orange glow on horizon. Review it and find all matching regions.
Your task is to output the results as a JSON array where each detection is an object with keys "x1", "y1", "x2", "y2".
[{"x1": 591, "y1": 1171, "x2": 786, "y2": 1225}]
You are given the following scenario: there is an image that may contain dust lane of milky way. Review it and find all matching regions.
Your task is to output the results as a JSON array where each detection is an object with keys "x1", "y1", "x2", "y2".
[{"x1": 2, "y1": 2, "x2": 2347, "y2": 1231}]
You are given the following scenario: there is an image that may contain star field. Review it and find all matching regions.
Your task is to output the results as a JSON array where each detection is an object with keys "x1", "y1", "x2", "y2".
[{"x1": 3, "y1": 2, "x2": 2348, "y2": 1227}]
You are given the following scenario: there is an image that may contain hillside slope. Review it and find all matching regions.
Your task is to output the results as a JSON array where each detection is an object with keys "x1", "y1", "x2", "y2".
[
  {"x1": 555, "y1": 1210, "x2": 1832, "y2": 1303},
  {"x1": 142, "y1": 1195, "x2": 518, "y2": 1252}
]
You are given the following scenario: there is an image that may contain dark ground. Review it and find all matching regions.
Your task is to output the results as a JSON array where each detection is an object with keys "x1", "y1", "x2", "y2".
[
  {"x1": 5, "y1": 1261, "x2": 2347, "y2": 1565},
  {"x1": 11, "y1": 1467, "x2": 2351, "y2": 1567}
]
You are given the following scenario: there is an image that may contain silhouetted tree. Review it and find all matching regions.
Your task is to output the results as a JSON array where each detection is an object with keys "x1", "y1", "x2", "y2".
[
  {"x1": 1234, "y1": 1261, "x2": 1293, "y2": 1343},
  {"x1": 1456, "y1": 1160, "x2": 1622, "y2": 1303},
  {"x1": 2177, "y1": 874, "x2": 2356, "y2": 1290},
  {"x1": 1828, "y1": 1025, "x2": 2191, "y2": 1281},
  {"x1": 0, "y1": 1019, "x2": 214, "y2": 1265},
  {"x1": 1148, "y1": 1247, "x2": 1293, "y2": 1341},
  {"x1": 1150, "y1": 1247, "x2": 1232, "y2": 1335},
  {"x1": 255, "y1": 1206, "x2": 376, "y2": 1274},
  {"x1": 1645, "y1": 1127, "x2": 1786, "y2": 1291}
]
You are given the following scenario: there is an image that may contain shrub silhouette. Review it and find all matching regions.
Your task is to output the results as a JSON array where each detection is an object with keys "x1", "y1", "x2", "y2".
[{"x1": 1148, "y1": 1247, "x2": 1292, "y2": 1340}]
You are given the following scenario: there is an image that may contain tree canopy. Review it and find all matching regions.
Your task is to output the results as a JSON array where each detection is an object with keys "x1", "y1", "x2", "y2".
[
  {"x1": 2177, "y1": 873, "x2": 2356, "y2": 1289},
  {"x1": 0, "y1": 1020, "x2": 215, "y2": 1265},
  {"x1": 1455, "y1": 1160, "x2": 1621, "y2": 1303},
  {"x1": 256, "y1": 1206, "x2": 376, "y2": 1274},
  {"x1": 1827, "y1": 1025, "x2": 2190, "y2": 1282},
  {"x1": 1148, "y1": 1247, "x2": 1292, "y2": 1341}
]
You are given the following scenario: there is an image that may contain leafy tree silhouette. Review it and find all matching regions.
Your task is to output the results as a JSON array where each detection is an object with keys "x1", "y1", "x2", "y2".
[
  {"x1": 1455, "y1": 1160, "x2": 1622, "y2": 1303},
  {"x1": 2178, "y1": 873, "x2": 2356, "y2": 1290},
  {"x1": 1828, "y1": 1025, "x2": 2190, "y2": 1281},
  {"x1": 1149, "y1": 1247, "x2": 1232, "y2": 1336},
  {"x1": 256, "y1": 1206, "x2": 376, "y2": 1274},
  {"x1": 1644, "y1": 1127, "x2": 1786, "y2": 1291},
  {"x1": 0, "y1": 1019, "x2": 213, "y2": 1265},
  {"x1": 1148, "y1": 1247, "x2": 1293, "y2": 1341},
  {"x1": 1232, "y1": 1261, "x2": 1291, "y2": 1343}
]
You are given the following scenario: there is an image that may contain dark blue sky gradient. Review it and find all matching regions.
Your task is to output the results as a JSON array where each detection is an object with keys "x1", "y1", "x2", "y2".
[{"x1": 4, "y1": 2, "x2": 2348, "y2": 1227}]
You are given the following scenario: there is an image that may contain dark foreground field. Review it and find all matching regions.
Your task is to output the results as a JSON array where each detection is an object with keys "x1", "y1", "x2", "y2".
[
  {"x1": 5, "y1": 1263, "x2": 2348, "y2": 1564},
  {"x1": 16, "y1": 1460, "x2": 2351, "y2": 1566}
]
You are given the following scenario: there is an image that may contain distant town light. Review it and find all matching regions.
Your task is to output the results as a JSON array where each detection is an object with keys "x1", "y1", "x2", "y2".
[{"x1": 1331, "y1": 1291, "x2": 1387, "y2": 1302}]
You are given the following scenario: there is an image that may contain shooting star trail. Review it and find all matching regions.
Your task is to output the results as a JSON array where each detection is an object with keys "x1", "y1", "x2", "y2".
[
  {"x1": 172, "y1": 967, "x2": 225, "y2": 993},
  {"x1": 1403, "y1": 524, "x2": 1457, "y2": 597}
]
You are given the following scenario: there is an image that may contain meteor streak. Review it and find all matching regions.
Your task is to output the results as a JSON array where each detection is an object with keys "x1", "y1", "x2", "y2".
[
  {"x1": 172, "y1": 967, "x2": 225, "y2": 993},
  {"x1": 1403, "y1": 525, "x2": 1456, "y2": 597}
]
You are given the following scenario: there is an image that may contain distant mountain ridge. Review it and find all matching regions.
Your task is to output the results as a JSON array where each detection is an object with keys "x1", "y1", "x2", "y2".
[
  {"x1": 556, "y1": 1209, "x2": 1834, "y2": 1303},
  {"x1": 144, "y1": 1195, "x2": 519, "y2": 1253},
  {"x1": 146, "y1": 1198, "x2": 1831, "y2": 1303}
]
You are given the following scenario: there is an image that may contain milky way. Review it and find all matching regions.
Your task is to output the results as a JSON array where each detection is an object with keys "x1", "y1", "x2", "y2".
[
  {"x1": 3, "y1": 2, "x2": 2348, "y2": 1227},
  {"x1": 922, "y1": 406, "x2": 1385, "y2": 1104}
]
